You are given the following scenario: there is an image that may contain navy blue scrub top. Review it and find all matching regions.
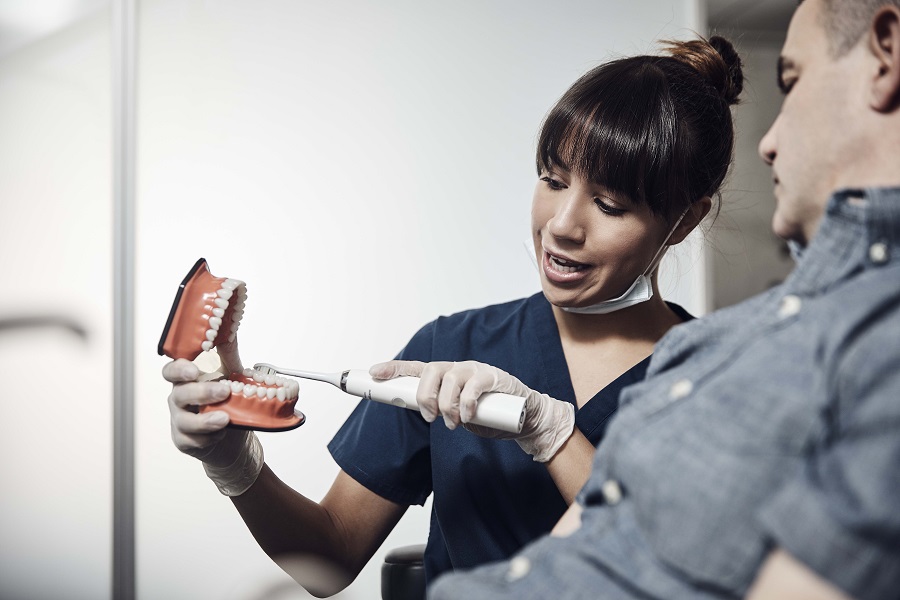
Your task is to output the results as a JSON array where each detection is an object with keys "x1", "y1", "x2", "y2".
[{"x1": 328, "y1": 293, "x2": 692, "y2": 584}]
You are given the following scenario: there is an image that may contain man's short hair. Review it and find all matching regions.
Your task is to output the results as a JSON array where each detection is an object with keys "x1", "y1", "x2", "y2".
[{"x1": 819, "y1": 0, "x2": 900, "y2": 56}]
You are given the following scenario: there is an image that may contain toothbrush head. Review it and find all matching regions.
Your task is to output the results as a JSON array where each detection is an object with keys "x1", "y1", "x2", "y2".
[{"x1": 253, "y1": 363, "x2": 279, "y2": 376}]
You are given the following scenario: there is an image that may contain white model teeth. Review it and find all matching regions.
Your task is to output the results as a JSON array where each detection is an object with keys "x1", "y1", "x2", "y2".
[
  {"x1": 218, "y1": 363, "x2": 298, "y2": 403},
  {"x1": 201, "y1": 280, "x2": 248, "y2": 353}
]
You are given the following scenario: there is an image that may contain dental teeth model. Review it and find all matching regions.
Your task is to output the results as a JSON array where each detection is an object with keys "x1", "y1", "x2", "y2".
[{"x1": 158, "y1": 258, "x2": 305, "y2": 431}]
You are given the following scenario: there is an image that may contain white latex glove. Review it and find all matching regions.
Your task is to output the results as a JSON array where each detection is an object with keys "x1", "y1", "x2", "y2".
[
  {"x1": 163, "y1": 337, "x2": 263, "y2": 496},
  {"x1": 370, "y1": 360, "x2": 575, "y2": 462}
]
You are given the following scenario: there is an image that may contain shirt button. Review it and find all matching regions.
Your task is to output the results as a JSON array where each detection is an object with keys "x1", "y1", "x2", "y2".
[
  {"x1": 869, "y1": 242, "x2": 889, "y2": 264},
  {"x1": 602, "y1": 479, "x2": 623, "y2": 505},
  {"x1": 505, "y1": 556, "x2": 531, "y2": 582},
  {"x1": 778, "y1": 294, "x2": 802, "y2": 319},
  {"x1": 669, "y1": 378, "x2": 693, "y2": 400}
]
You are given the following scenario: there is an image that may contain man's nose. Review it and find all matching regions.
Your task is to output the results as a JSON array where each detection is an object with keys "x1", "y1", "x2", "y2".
[{"x1": 758, "y1": 115, "x2": 778, "y2": 166}]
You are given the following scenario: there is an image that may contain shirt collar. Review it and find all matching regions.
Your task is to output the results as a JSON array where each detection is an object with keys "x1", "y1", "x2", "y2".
[{"x1": 784, "y1": 187, "x2": 900, "y2": 296}]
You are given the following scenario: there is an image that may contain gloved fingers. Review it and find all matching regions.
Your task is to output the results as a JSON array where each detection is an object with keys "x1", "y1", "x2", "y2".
[
  {"x1": 436, "y1": 370, "x2": 466, "y2": 430},
  {"x1": 172, "y1": 405, "x2": 230, "y2": 438},
  {"x1": 170, "y1": 407, "x2": 228, "y2": 455},
  {"x1": 169, "y1": 380, "x2": 231, "y2": 410},
  {"x1": 434, "y1": 362, "x2": 485, "y2": 429},
  {"x1": 417, "y1": 361, "x2": 455, "y2": 423},
  {"x1": 163, "y1": 359, "x2": 200, "y2": 383},
  {"x1": 172, "y1": 416, "x2": 228, "y2": 447},
  {"x1": 458, "y1": 366, "x2": 497, "y2": 424},
  {"x1": 484, "y1": 363, "x2": 532, "y2": 398},
  {"x1": 369, "y1": 359, "x2": 427, "y2": 380}
]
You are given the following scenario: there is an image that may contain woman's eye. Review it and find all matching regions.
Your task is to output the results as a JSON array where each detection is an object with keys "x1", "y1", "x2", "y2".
[
  {"x1": 594, "y1": 197, "x2": 625, "y2": 216},
  {"x1": 540, "y1": 176, "x2": 565, "y2": 191}
]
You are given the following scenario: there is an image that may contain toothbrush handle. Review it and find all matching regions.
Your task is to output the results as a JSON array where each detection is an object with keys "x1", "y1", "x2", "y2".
[{"x1": 341, "y1": 370, "x2": 526, "y2": 434}]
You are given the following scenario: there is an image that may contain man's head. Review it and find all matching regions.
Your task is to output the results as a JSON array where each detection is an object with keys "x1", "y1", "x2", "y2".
[
  {"x1": 758, "y1": 0, "x2": 900, "y2": 245},
  {"x1": 819, "y1": 0, "x2": 900, "y2": 56}
]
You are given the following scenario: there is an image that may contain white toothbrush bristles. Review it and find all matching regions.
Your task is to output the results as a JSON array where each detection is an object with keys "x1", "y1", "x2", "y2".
[{"x1": 252, "y1": 363, "x2": 343, "y2": 388}]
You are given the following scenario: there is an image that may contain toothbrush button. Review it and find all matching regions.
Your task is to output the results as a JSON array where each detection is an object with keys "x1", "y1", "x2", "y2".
[{"x1": 391, "y1": 397, "x2": 406, "y2": 407}]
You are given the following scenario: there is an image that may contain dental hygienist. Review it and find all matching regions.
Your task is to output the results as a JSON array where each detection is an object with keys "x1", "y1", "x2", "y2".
[{"x1": 163, "y1": 35, "x2": 743, "y2": 596}]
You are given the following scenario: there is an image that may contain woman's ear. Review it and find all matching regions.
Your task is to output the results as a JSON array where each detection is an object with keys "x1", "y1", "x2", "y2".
[
  {"x1": 668, "y1": 196, "x2": 712, "y2": 246},
  {"x1": 869, "y1": 6, "x2": 900, "y2": 112}
]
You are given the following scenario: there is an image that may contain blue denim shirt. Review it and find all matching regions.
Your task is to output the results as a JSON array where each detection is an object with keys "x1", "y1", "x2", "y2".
[{"x1": 430, "y1": 188, "x2": 900, "y2": 600}]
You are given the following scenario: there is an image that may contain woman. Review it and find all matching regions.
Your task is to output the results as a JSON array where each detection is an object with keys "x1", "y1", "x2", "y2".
[{"x1": 164, "y1": 35, "x2": 743, "y2": 596}]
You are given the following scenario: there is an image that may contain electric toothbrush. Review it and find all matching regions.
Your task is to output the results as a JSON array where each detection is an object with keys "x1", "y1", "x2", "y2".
[{"x1": 253, "y1": 363, "x2": 526, "y2": 433}]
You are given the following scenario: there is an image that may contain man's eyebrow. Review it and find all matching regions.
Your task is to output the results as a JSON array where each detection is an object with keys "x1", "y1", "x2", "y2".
[{"x1": 777, "y1": 56, "x2": 797, "y2": 93}]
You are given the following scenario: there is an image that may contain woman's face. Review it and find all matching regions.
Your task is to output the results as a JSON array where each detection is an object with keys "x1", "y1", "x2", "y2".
[{"x1": 532, "y1": 166, "x2": 670, "y2": 309}]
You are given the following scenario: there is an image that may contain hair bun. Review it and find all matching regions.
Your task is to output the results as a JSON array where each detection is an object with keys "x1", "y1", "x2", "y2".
[
  {"x1": 663, "y1": 35, "x2": 744, "y2": 105},
  {"x1": 708, "y1": 36, "x2": 744, "y2": 105}
]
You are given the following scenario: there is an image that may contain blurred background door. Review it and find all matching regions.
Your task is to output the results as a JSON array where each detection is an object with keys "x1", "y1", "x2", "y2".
[{"x1": 0, "y1": 2, "x2": 113, "y2": 599}]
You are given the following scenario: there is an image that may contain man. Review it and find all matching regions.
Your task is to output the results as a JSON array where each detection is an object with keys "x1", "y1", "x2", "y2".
[{"x1": 430, "y1": 0, "x2": 900, "y2": 598}]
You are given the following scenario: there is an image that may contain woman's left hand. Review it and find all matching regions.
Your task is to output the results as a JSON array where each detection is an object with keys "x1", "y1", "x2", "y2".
[{"x1": 370, "y1": 360, "x2": 575, "y2": 462}]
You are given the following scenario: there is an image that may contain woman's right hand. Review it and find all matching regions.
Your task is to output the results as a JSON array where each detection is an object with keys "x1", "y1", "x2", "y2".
[
  {"x1": 163, "y1": 358, "x2": 248, "y2": 469},
  {"x1": 370, "y1": 359, "x2": 575, "y2": 463}
]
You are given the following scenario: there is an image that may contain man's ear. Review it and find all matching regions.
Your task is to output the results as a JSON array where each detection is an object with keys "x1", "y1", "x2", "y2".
[
  {"x1": 869, "y1": 6, "x2": 900, "y2": 112},
  {"x1": 669, "y1": 196, "x2": 712, "y2": 246}
]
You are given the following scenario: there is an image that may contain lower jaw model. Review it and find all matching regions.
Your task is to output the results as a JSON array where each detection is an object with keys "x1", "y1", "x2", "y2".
[{"x1": 157, "y1": 258, "x2": 305, "y2": 432}]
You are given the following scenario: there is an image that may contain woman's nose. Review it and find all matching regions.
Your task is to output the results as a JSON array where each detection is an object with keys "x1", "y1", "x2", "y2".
[{"x1": 546, "y1": 191, "x2": 587, "y2": 244}]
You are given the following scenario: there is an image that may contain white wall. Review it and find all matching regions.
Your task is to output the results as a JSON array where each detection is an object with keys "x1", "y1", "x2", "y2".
[
  {"x1": 0, "y1": 11, "x2": 112, "y2": 600},
  {"x1": 136, "y1": 1, "x2": 700, "y2": 599}
]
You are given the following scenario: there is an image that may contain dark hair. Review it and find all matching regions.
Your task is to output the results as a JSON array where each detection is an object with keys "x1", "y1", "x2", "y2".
[
  {"x1": 536, "y1": 36, "x2": 743, "y2": 223},
  {"x1": 819, "y1": 0, "x2": 900, "y2": 56}
]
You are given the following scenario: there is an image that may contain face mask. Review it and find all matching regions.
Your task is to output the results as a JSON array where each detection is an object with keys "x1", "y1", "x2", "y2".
[{"x1": 561, "y1": 209, "x2": 688, "y2": 315}]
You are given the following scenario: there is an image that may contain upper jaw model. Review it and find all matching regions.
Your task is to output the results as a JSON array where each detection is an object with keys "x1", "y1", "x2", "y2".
[{"x1": 158, "y1": 258, "x2": 305, "y2": 432}]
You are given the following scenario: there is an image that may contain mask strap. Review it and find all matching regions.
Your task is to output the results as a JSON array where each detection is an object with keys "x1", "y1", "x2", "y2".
[{"x1": 641, "y1": 207, "x2": 690, "y2": 278}]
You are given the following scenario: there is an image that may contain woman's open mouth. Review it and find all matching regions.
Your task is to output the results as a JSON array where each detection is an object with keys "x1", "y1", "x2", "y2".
[{"x1": 543, "y1": 250, "x2": 590, "y2": 283}]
